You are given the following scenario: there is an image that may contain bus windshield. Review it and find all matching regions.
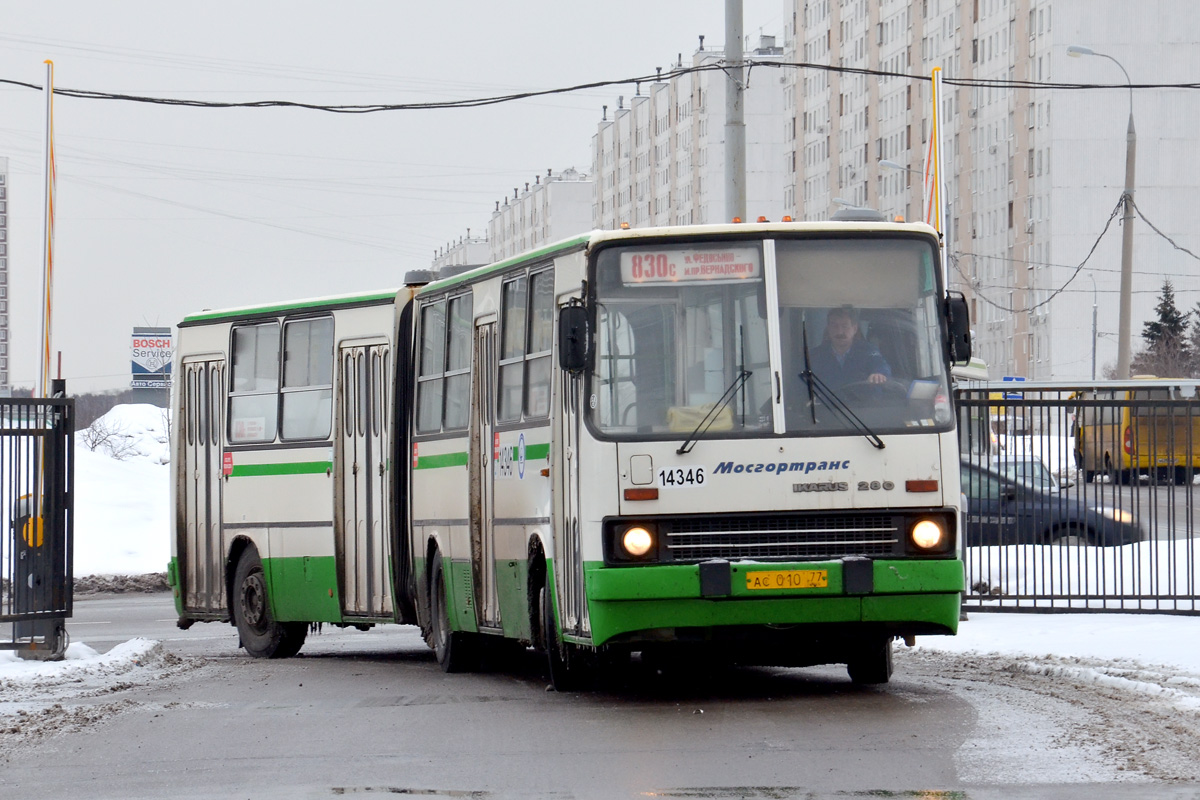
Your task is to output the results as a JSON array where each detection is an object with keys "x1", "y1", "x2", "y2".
[{"x1": 589, "y1": 236, "x2": 953, "y2": 440}]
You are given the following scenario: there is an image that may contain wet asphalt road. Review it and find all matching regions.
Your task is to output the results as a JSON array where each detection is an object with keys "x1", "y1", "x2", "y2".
[{"x1": 1, "y1": 593, "x2": 1197, "y2": 800}]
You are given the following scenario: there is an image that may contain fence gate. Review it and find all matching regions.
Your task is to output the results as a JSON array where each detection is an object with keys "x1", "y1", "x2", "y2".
[
  {"x1": 957, "y1": 381, "x2": 1198, "y2": 615},
  {"x1": 1, "y1": 397, "x2": 74, "y2": 656}
]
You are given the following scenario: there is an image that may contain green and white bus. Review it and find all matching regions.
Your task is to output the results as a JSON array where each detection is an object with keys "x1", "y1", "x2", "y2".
[{"x1": 169, "y1": 217, "x2": 972, "y2": 687}]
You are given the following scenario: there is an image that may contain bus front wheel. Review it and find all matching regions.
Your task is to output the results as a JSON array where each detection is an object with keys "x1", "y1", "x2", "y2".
[
  {"x1": 539, "y1": 584, "x2": 587, "y2": 691},
  {"x1": 846, "y1": 636, "x2": 893, "y2": 685},
  {"x1": 232, "y1": 547, "x2": 306, "y2": 659}
]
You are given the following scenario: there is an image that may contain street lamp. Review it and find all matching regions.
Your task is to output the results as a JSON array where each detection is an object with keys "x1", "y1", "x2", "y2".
[
  {"x1": 1069, "y1": 44, "x2": 1136, "y2": 379},
  {"x1": 879, "y1": 159, "x2": 919, "y2": 174},
  {"x1": 1089, "y1": 272, "x2": 1098, "y2": 380}
]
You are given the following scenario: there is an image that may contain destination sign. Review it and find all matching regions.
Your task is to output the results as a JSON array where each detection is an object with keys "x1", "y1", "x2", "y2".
[{"x1": 619, "y1": 246, "x2": 761, "y2": 286}]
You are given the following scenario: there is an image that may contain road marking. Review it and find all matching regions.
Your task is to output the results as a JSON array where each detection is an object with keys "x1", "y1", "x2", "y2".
[{"x1": 68, "y1": 621, "x2": 112, "y2": 625}]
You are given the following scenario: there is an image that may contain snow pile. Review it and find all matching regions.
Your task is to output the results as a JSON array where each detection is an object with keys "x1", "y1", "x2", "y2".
[
  {"x1": 0, "y1": 638, "x2": 201, "y2": 757},
  {"x1": 76, "y1": 403, "x2": 171, "y2": 465},
  {"x1": 966, "y1": 538, "x2": 1200, "y2": 606},
  {"x1": 73, "y1": 405, "x2": 171, "y2": 577}
]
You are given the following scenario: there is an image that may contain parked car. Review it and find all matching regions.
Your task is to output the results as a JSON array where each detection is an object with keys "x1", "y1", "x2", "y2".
[
  {"x1": 992, "y1": 456, "x2": 1072, "y2": 492},
  {"x1": 960, "y1": 461, "x2": 1145, "y2": 546}
]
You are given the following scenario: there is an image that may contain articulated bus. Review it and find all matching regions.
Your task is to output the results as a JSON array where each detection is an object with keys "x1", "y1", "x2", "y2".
[{"x1": 169, "y1": 217, "x2": 972, "y2": 687}]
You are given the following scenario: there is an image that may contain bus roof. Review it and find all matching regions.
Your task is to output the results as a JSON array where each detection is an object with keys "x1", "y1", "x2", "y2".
[
  {"x1": 180, "y1": 288, "x2": 401, "y2": 325},
  {"x1": 417, "y1": 219, "x2": 941, "y2": 296}
]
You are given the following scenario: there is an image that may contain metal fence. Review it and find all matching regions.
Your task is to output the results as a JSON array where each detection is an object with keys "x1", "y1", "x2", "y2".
[
  {"x1": 0, "y1": 397, "x2": 74, "y2": 651},
  {"x1": 956, "y1": 381, "x2": 1199, "y2": 615}
]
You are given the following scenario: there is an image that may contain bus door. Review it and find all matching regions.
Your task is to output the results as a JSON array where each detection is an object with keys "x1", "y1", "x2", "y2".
[
  {"x1": 182, "y1": 358, "x2": 225, "y2": 613},
  {"x1": 557, "y1": 301, "x2": 588, "y2": 638},
  {"x1": 470, "y1": 318, "x2": 501, "y2": 630},
  {"x1": 338, "y1": 341, "x2": 392, "y2": 618}
]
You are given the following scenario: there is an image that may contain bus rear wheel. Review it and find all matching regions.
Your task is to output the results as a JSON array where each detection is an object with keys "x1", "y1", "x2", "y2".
[
  {"x1": 846, "y1": 636, "x2": 893, "y2": 685},
  {"x1": 430, "y1": 558, "x2": 478, "y2": 673},
  {"x1": 232, "y1": 547, "x2": 306, "y2": 659}
]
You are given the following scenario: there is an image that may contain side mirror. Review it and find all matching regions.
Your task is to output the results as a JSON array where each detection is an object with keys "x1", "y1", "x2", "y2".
[
  {"x1": 945, "y1": 292, "x2": 972, "y2": 365},
  {"x1": 558, "y1": 304, "x2": 591, "y2": 373}
]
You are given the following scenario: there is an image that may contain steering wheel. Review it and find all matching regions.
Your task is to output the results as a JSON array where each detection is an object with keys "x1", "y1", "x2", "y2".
[{"x1": 837, "y1": 379, "x2": 908, "y2": 406}]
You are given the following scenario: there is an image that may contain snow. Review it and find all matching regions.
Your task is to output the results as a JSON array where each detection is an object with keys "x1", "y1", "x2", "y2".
[
  {"x1": 3, "y1": 405, "x2": 1200, "y2": 783},
  {"x1": 72, "y1": 404, "x2": 171, "y2": 576}
]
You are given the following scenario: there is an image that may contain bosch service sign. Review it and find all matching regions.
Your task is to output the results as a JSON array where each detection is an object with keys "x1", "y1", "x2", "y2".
[{"x1": 131, "y1": 326, "x2": 173, "y2": 389}]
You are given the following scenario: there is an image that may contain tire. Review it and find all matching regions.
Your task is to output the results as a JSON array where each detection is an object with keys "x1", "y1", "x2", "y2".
[
  {"x1": 540, "y1": 584, "x2": 586, "y2": 691},
  {"x1": 1084, "y1": 470, "x2": 1097, "y2": 484},
  {"x1": 846, "y1": 636, "x2": 893, "y2": 685},
  {"x1": 1051, "y1": 525, "x2": 1090, "y2": 547},
  {"x1": 429, "y1": 558, "x2": 478, "y2": 673},
  {"x1": 232, "y1": 547, "x2": 307, "y2": 659},
  {"x1": 1174, "y1": 467, "x2": 1192, "y2": 486}
]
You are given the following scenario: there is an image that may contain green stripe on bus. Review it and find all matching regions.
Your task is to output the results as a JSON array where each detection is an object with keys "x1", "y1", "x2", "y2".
[
  {"x1": 525, "y1": 443, "x2": 550, "y2": 460},
  {"x1": 230, "y1": 461, "x2": 332, "y2": 477},
  {"x1": 415, "y1": 452, "x2": 469, "y2": 470},
  {"x1": 419, "y1": 234, "x2": 590, "y2": 293},
  {"x1": 182, "y1": 291, "x2": 399, "y2": 323}
]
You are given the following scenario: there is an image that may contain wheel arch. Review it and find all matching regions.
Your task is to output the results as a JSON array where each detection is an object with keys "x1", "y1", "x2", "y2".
[
  {"x1": 527, "y1": 535, "x2": 548, "y2": 651},
  {"x1": 225, "y1": 535, "x2": 259, "y2": 619}
]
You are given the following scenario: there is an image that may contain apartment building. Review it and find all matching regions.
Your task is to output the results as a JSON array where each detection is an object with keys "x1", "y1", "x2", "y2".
[
  {"x1": 593, "y1": 36, "x2": 788, "y2": 231},
  {"x1": 487, "y1": 168, "x2": 593, "y2": 263},
  {"x1": 784, "y1": 0, "x2": 1200, "y2": 380}
]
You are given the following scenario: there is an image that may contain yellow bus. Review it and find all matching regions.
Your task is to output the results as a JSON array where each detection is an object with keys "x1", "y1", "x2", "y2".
[{"x1": 1073, "y1": 382, "x2": 1200, "y2": 485}]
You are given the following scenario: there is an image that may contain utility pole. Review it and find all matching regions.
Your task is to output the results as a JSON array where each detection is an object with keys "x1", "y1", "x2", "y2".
[
  {"x1": 724, "y1": 0, "x2": 746, "y2": 223},
  {"x1": 1116, "y1": 111, "x2": 1137, "y2": 379}
]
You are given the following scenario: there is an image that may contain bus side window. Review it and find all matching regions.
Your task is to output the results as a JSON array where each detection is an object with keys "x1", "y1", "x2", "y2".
[
  {"x1": 443, "y1": 294, "x2": 472, "y2": 430},
  {"x1": 525, "y1": 270, "x2": 554, "y2": 418},
  {"x1": 281, "y1": 316, "x2": 334, "y2": 440},
  {"x1": 229, "y1": 322, "x2": 281, "y2": 443},
  {"x1": 416, "y1": 300, "x2": 447, "y2": 434},
  {"x1": 498, "y1": 276, "x2": 528, "y2": 423}
]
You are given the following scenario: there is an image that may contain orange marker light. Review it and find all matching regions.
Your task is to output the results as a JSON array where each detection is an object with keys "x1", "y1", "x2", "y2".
[
  {"x1": 731, "y1": 216, "x2": 743, "y2": 223},
  {"x1": 906, "y1": 480, "x2": 939, "y2": 493},
  {"x1": 757, "y1": 216, "x2": 768, "y2": 223},
  {"x1": 624, "y1": 487, "x2": 659, "y2": 501},
  {"x1": 781, "y1": 215, "x2": 793, "y2": 222}
]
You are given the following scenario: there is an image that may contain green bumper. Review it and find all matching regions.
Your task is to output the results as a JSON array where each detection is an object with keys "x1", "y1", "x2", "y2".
[{"x1": 583, "y1": 558, "x2": 963, "y2": 647}]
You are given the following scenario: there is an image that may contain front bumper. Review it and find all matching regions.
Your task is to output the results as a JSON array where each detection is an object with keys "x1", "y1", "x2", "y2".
[{"x1": 583, "y1": 557, "x2": 963, "y2": 646}]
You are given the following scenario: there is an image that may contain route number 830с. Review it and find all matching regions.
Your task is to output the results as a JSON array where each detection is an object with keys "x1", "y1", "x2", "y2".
[{"x1": 658, "y1": 467, "x2": 705, "y2": 487}]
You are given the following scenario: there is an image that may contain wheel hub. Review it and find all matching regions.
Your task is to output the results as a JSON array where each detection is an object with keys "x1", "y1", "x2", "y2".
[{"x1": 241, "y1": 572, "x2": 268, "y2": 631}]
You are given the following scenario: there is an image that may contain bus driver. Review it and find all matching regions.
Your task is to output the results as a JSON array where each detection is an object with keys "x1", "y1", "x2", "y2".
[{"x1": 808, "y1": 306, "x2": 891, "y2": 389}]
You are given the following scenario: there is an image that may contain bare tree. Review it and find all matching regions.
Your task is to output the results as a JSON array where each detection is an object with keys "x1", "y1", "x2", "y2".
[{"x1": 81, "y1": 416, "x2": 140, "y2": 461}]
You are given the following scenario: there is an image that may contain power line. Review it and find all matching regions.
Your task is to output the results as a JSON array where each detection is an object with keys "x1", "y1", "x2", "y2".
[
  {"x1": 3, "y1": 60, "x2": 1199, "y2": 114},
  {"x1": 952, "y1": 196, "x2": 1125, "y2": 315},
  {"x1": 1131, "y1": 198, "x2": 1200, "y2": 262}
]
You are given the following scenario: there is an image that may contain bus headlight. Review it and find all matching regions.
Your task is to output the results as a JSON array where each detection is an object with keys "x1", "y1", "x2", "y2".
[
  {"x1": 911, "y1": 519, "x2": 945, "y2": 550},
  {"x1": 621, "y1": 526, "x2": 655, "y2": 557}
]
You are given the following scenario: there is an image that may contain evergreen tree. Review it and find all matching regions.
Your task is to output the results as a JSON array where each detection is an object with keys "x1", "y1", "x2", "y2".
[
  {"x1": 1132, "y1": 279, "x2": 1192, "y2": 377},
  {"x1": 1142, "y1": 279, "x2": 1188, "y2": 348}
]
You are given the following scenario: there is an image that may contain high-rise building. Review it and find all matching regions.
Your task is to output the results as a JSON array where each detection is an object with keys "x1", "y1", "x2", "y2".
[
  {"x1": 488, "y1": 168, "x2": 593, "y2": 263},
  {"x1": 784, "y1": 0, "x2": 1200, "y2": 380},
  {"x1": 432, "y1": 232, "x2": 490, "y2": 274},
  {"x1": 593, "y1": 36, "x2": 788, "y2": 231}
]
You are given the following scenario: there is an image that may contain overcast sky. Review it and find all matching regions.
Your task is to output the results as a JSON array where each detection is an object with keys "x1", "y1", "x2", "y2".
[{"x1": 0, "y1": 1, "x2": 785, "y2": 393}]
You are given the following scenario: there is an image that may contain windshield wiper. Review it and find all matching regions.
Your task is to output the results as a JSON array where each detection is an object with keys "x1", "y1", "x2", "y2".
[
  {"x1": 677, "y1": 370, "x2": 752, "y2": 455},
  {"x1": 799, "y1": 317, "x2": 885, "y2": 450}
]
